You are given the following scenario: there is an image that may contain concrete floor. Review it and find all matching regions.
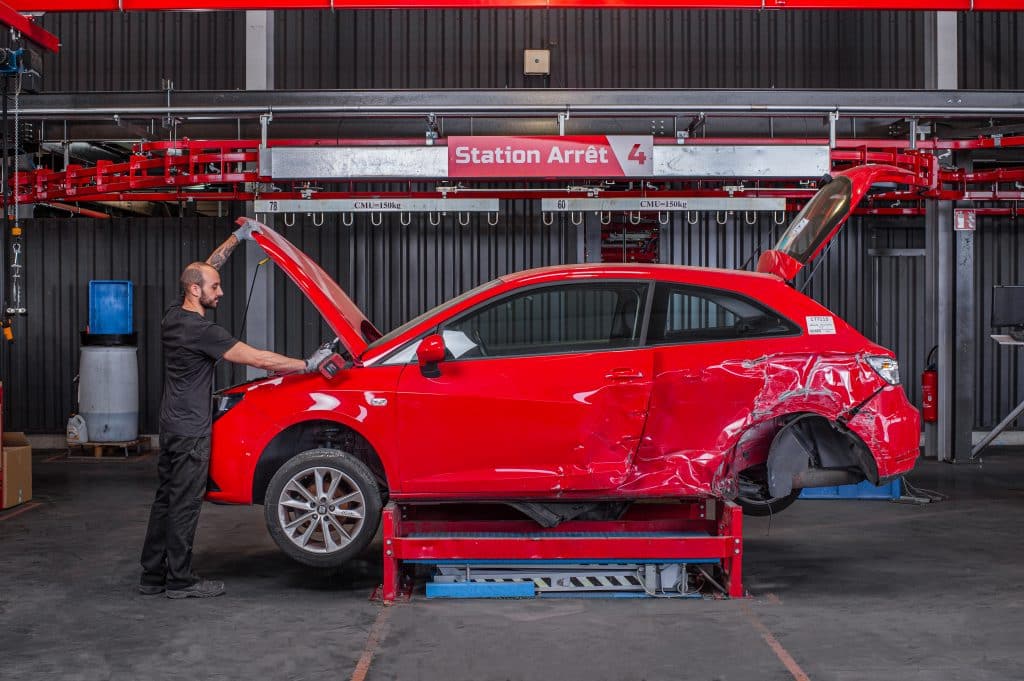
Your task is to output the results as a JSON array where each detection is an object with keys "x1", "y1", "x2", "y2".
[{"x1": 2, "y1": 448, "x2": 1022, "y2": 681}]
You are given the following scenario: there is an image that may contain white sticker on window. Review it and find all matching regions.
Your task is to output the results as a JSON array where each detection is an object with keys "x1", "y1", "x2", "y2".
[{"x1": 806, "y1": 315, "x2": 836, "y2": 335}]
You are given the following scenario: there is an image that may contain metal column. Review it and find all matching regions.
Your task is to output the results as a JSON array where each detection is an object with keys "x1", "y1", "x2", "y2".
[
  {"x1": 243, "y1": 10, "x2": 276, "y2": 379},
  {"x1": 953, "y1": 157, "x2": 975, "y2": 462},
  {"x1": 924, "y1": 12, "x2": 958, "y2": 91},
  {"x1": 928, "y1": 200, "x2": 956, "y2": 461}
]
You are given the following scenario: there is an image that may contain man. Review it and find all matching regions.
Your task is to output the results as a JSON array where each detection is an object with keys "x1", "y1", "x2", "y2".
[{"x1": 139, "y1": 219, "x2": 328, "y2": 598}]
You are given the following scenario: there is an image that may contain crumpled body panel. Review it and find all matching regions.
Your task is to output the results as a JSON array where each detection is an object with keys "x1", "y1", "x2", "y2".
[{"x1": 620, "y1": 350, "x2": 920, "y2": 498}]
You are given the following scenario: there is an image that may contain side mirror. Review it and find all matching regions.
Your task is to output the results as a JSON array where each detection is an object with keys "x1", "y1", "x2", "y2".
[{"x1": 416, "y1": 334, "x2": 446, "y2": 378}]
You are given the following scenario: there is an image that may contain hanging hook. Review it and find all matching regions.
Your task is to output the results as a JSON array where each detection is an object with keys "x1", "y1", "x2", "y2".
[
  {"x1": 686, "y1": 211, "x2": 698, "y2": 225},
  {"x1": 370, "y1": 212, "x2": 383, "y2": 227},
  {"x1": 773, "y1": 210, "x2": 786, "y2": 225},
  {"x1": 400, "y1": 211, "x2": 412, "y2": 227},
  {"x1": 487, "y1": 212, "x2": 499, "y2": 226},
  {"x1": 600, "y1": 211, "x2": 612, "y2": 225},
  {"x1": 429, "y1": 212, "x2": 441, "y2": 226},
  {"x1": 744, "y1": 211, "x2": 757, "y2": 225},
  {"x1": 629, "y1": 211, "x2": 641, "y2": 225},
  {"x1": 542, "y1": 212, "x2": 554, "y2": 226},
  {"x1": 570, "y1": 211, "x2": 584, "y2": 226},
  {"x1": 283, "y1": 212, "x2": 295, "y2": 227},
  {"x1": 458, "y1": 212, "x2": 471, "y2": 227},
  {"x1": 341, "y1": 212, "x2": 354, "y2": 227},
  {"x1": 312, "y1": 212, "x2": 325, "y2": 227},
  {"x1": 658, "y1": 211, "x2": 669, "y2": 225},
  {"x1": 715, "y1": 211, "x2": 728, "y2": 225}
]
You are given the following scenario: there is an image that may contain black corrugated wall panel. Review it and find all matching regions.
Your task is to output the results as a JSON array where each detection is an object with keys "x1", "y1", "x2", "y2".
[
  {"x1": 33, "y1": 12, "x2": 244, "y2": 91},
  {"x1": 975, "y1": 217, "x2": 1024, "y2": 429},
  {"x1": 277, "y1": 10, "x2": 924, "y2": 89},
  {"x1": 961, "y1": 12, "x2": 1024, "y2": 89},
  {"x1": 2, "y1": 216, "x2": 244, "y2": 434}
]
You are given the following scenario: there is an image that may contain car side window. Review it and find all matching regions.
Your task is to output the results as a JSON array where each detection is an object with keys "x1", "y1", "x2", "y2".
[
  {"x1": 647, "y1": 283, "x2": 798, "y2": 344},
  {"x1": 443, "y1": 282, "x2": 648, "y2": 359}
]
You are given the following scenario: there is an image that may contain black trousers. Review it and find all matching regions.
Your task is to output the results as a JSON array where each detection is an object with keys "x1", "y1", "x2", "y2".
[{"x1": 139, "y1": 433, "x2": 210, "y2": 589}]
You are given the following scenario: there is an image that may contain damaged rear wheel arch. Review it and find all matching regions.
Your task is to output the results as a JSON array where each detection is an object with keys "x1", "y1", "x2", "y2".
[
  {"x1": 251, "y1": 419, "x2": 389, "y2": 505},
  {"x1": 765, "y1": 413, "x2": 879, "y2": 498}
]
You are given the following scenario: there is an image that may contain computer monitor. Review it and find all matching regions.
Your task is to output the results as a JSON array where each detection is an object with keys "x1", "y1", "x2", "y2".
[{"x1": 991, "y1": 285, "x2": 1024, "y2": 328}]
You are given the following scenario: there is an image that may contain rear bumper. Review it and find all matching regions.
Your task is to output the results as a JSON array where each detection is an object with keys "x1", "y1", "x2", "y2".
[{"x1": 846, "y1": 385, "x2": 921, "y2": 480}]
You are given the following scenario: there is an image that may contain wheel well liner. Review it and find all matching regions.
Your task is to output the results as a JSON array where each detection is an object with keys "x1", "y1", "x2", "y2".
[
  {"x1": 251, "y1": 420, "x2": 388, "y2": 504},
  {"x1": 766, "y1": 413, "x2": 879, "y2": 498}
]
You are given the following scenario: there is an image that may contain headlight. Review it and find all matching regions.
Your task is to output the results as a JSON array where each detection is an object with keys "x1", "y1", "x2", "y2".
[
  {"x1": 866, "y1": 356, "x2": 900, "y2": 385},
  {"x1": 213, "y1": 393, "x2": 244, "y2": 421}
]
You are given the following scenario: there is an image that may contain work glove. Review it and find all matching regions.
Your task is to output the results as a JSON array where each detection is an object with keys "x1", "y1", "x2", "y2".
[
  {"x1": 233, "y1": 217, "x2": 261, "y2": 242},
  {"x1": 305, "y1": 341, "x2": 335, "y2": 373}
]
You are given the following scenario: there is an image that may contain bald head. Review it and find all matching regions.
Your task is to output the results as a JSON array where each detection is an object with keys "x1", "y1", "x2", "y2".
[
  {"x1": 180, "y1": 262, "x2": 216, "y2": 293},
  {"x1": 180, "y1": 262, "x2": 223, "y2": 312}
]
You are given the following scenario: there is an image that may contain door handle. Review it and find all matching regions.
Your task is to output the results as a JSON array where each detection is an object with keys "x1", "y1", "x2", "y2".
[{"x1": 604, "y1": 368, "x2": 645, "y2": 381}]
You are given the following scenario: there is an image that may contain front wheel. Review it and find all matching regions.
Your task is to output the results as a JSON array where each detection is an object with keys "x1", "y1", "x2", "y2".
[
  {"x1": 734, "y1": 465, "x2": 800, "y2": 517},
  {"x1": 264, "y1": 449, "x2": 383, "y2": 568}
]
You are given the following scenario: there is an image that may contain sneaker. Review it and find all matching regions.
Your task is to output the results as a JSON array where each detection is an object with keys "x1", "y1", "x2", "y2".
[
  {"x1": 165, "y1": 579, "x2": 226, "y2": 599},
  {"x1": 138, "y1": 584, "x2": 166, "y2": 595}
]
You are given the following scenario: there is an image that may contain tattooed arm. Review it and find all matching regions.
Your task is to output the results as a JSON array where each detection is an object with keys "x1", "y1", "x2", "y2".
[
  {"x1": 206, "y1": 218, "x2": 261, "y2": 271},
  {"x1": 205, "y1": 235, "x2": 241, "y2": 271}
]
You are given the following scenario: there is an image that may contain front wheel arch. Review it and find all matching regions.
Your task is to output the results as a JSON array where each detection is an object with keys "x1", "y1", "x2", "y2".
[{"x1": 252, "y1": 419, "x2": 389, "y2": 505}]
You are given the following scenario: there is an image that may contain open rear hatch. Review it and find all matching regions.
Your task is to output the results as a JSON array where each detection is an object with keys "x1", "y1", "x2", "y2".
[
  {"x1": 756, "y1": 165, "x2": 920, "y2": 282},
  {"x1": 247, "y1": 219, "x2": 381, "y2": 359}
]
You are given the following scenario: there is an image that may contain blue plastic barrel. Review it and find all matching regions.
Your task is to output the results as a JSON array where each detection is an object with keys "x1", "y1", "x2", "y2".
[{"x1": 89, "y1": 280, "x2": 133, "y2": 335}]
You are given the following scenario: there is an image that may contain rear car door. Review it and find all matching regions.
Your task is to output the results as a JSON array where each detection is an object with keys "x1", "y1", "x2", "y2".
[
  {"x1": 631, "y1": 282, "x2": 801, "y2": 495},
  {"x1": 395, "y1": 280, "x2": 654, "y2": 496}
]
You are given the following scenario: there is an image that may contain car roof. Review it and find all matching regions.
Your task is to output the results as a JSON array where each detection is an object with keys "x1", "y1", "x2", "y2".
[{"x1": 499, "y1": 263, "x2": 785, "y2": 288}]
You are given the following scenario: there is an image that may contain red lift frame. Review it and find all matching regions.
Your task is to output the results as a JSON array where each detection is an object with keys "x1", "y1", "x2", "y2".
[{"x1": 379, "y1": 498, "x2": 745, "y2": 603}]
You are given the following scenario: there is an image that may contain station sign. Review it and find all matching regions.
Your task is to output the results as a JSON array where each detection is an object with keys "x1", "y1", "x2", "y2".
[{"x1": 448, "y1": 136, "x2": 654, "y2": 178}]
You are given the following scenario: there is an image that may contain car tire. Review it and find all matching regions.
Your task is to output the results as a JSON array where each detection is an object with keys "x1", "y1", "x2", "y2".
[
  {"x1": 734, "y1": 465, "x2": 800, "y2": 517},
  {"x1": 264, "y1": 448, "x2": 383, "y2": 568},
  {"x1": 734, "y1": 490, "x2": 800, "y2": 517}
]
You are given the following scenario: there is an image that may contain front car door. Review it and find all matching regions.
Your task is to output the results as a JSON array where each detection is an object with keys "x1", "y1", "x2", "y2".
[{"x1": 395, "y1": 280, "x2": 654, "y2": 497}]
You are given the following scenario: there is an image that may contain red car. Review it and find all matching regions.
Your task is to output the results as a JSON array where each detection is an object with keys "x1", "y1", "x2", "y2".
[{"x1": 208, "y1": 164, "x2": 921, "y2": 568}]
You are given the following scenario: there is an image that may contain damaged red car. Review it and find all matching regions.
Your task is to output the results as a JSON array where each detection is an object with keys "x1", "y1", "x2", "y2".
[{"x1": 208, "y1": 164, "x2": 921, "y2": 568}]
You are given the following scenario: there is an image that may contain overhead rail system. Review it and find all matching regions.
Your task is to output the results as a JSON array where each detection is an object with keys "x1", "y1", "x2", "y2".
[{"x1": 9, "y1": 89, "x2": 1024, "y2": 220}]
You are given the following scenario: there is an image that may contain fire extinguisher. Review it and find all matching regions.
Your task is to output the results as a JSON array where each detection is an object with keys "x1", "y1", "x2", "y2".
[{"x1": 921, "y1": 345, "x2": 938, "y2": 423}]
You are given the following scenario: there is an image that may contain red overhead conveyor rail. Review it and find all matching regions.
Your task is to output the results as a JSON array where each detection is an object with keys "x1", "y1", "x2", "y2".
[{"x1": 4, "y1": 0, "x2": 1023, "y2": 10}]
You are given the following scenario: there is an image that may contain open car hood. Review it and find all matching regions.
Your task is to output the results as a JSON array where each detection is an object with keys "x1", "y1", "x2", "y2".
[
  {"x1": 249, "y1": 220, "x2": 381, "y2": 358},
  {"x1": 756, "y1": 165, "x2": 920, "y2": 282}
]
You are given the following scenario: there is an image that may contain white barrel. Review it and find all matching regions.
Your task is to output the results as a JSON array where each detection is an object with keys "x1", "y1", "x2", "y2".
[{"x1": 78, "y1": 346, "x2": 139, "y2": 442}]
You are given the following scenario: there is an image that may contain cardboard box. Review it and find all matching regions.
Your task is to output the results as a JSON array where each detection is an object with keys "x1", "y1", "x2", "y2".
[{"x1": 2, "y1": 432, "x2": 32, "y2": 509}]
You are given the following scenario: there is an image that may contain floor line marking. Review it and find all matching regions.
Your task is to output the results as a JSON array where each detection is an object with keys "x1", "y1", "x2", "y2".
[
  {"x1": 350, "y1": 605, "x2": 393, "y2": 681},
  {"x1": 0, "y1": 501, "x2": 42, "y2": 522},
  {"x1": 740, "y1": 600, "x2": 811, "y2": 681}
]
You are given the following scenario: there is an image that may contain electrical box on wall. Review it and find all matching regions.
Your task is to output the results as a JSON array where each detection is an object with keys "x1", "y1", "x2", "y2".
[{"x1": 524, "y1": 49, "x2": 550, "y2": 76}]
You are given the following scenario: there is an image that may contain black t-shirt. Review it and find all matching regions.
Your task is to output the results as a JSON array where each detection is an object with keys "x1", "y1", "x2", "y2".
[{"x1": 159, "y1": 304, "x2": 239, "y2": 436}]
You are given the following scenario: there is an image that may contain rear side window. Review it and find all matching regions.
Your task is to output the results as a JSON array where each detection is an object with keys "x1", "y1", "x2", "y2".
[
  {"x1": 647, "y1": 283, "x2": 798, "y2": 344},
  {"x1": 444, "y1": 282, "x2": 648, "y2": 359}
]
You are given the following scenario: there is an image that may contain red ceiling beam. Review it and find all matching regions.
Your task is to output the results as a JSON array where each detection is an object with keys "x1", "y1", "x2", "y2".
[
  {"x1": 0, "y1": 2, "x2": 59, "y2": 53},
  {"x1": 5, "y1": 0, "x2": 1022, "y2": 10}
]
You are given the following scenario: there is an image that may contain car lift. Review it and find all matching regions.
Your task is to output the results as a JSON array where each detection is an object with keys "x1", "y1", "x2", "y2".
[{"x1": 379, "y1": 498, "x2": 744, "y2": 601}]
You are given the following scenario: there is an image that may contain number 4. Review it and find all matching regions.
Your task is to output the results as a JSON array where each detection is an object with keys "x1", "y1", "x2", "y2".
[{"x1": 628, "y1": 144, "x2": 647, "y2": 165}]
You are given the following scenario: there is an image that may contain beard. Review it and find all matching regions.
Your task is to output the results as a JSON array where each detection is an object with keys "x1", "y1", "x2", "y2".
[{"x1": 199, "y1": 293, "x2": 220, "y2": 310}]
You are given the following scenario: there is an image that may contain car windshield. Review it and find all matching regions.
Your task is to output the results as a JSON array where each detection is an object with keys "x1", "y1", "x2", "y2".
[
  {"x1": 361, "y1": 278, "x2": 502, "y2": 355},
  {"x1": 773, "y1": 176, "x2": 853, "y2": 264}
]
